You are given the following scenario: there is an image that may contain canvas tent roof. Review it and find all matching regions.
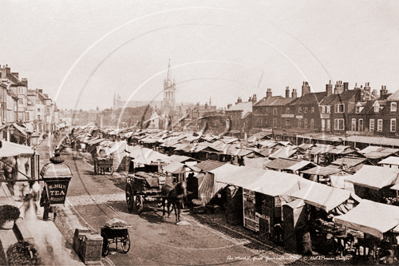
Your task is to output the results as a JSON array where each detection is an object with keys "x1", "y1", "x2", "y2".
[
  {"x1": 290, "y1": 182, "x2": 360, "y2": 212},
  {"x1": 300, "y1": 166, "x2": 343, "y2": 176},
  {"x1": 132, "y1": 149, "x2": 170, "y2": 165},
  {"x1": 331, "y1": 157, "x2": 367, "y2": 167},
  {"x1": 268, "y1": 146, "x2": 297, "y2": 159},
  {"x1": 243, "y1": 171, "x2": 306, "y2": 197},
  {"x1": 168, "y1": 155, "x2": 195, "y2": 163},
  {"x1": 334, "y1": 199, "x2": 399, "y2": 239},
  {"x1": 163, "y1": 161, "x2": 185, "y2": 174},
  {"x1": 265, "y1": 158, "x2": 300, "y2": 171},
  {"x1": 345, "y1": 165, "x2": 399, "y2": 190},
  {"x1": 379, "y1": 156, "x2": 399, "y2": 166},
  {"x1": 0, "y1": 141, "x2": 34, "y2": 157},
  {"x1": 308, "y1": 144, "x2": 334, "y2": 155}
]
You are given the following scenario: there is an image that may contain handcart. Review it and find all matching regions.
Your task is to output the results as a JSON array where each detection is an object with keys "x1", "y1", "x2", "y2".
[
  {"x1": 94, "y1": 157, "x2": 114, "y2": 175},
  {"x1": 101, "y1": 219, "x2": 130, "y2": 256}
]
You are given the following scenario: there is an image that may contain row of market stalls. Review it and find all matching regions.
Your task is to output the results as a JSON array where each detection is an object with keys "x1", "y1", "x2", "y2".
[{"x1": 68, "y1": 126, "x2": 399, "y2": 258}]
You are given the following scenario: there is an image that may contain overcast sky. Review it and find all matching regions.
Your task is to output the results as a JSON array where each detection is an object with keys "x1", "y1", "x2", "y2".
[{"x1": 1, "y1": 0, "x2": 399, "y2": 110}]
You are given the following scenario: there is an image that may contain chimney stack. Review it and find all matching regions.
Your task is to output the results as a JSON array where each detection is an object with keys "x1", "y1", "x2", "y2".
[
  {"x1": 5, "y1": 65, "x2": 10, "y2": 74},
  {"x1": 292, "y1": 88, "x2": 298, "y2": 98},
  {"x1": 334, "y1": 80, "x2": 344, "y2": 94},
  {"x1": 380, "y1": 85, "x2": 388, "y2": 97},
  {"x1": 326, "y1": 80, "x2": 333, "y2": 96},
  {"x1": 285, "y1": 86, "x2": 290, "y2": 98},
  {"x1": 364, "y1": 82, "x2": 371, "y2": 100},
  {"x1": 38, "y1": 89, "x2": 43, "y2": 93},
  {"x1": 248, "y1": 96, "x2": 252, "y2": 102},
  {"x1": 227, "y1": 104, "x2": 232, "y2": 109},
  {"x1": 252, "y1": 94, "x2": 257, "y2": 105},
  {"x1": 236, "y1": 97, "x2": 242, "y2": 104},
  {"x1": 343, "y1": 82, "x2": 349, "y2": 92},
  {"x1": 266, "y1": 88, "x2": 272, "y2": 99},
  {"x1": 301, "y1": 81, "x2": 311, "y2": 96}
]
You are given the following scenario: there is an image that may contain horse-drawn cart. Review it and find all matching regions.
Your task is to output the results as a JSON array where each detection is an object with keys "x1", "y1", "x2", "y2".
[
  {"x1": 94, "y1": 157, "x2": 114, "y2": 175},
  {"x1": 125, "y1": 171, "x2": 167, "y2": 214}
]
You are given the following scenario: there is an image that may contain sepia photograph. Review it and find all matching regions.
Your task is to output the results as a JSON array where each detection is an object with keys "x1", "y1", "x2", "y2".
[{"x1": 1, "y1": 0, "x2": 399, "y2": 265}]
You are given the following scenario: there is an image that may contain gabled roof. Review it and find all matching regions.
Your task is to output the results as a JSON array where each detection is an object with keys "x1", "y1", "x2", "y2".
[
  {"x1": 290, "y1": 92, "x2": 326, "y2": 106},
  {"x1": 254, "y1": 96, "x2": 283, "y2": 106},
  {"x1": 388, "y1": 90, "x2": 399, "y2": 101},
  {"x1": 226, "y1": 101, "x2": 253, "y2": 119},
  {"x1": 319, "y1": 89, "x2": 359, "y2": 106}
]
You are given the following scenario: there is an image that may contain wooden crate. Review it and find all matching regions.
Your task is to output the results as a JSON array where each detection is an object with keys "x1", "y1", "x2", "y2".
[{"x1": 80, "y1": 234, "x2": 103, "y2": 264}]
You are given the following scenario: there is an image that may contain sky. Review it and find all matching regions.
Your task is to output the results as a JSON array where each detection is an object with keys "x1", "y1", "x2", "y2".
[{"x1": 1, "y1": 0, "x2": 399, "y2": 110}]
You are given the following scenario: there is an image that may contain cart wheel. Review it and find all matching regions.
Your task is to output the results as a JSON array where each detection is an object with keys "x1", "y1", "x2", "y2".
[
  {"x1": 101, "y1": 233, "x2": 109, "y2": 257},
  {"x1": 94, "y1": 163, "x2": 98, "y2": 174},
  {"x1": 126, "y1": 187, "x2": 133, "y2": 212},
  {"x1": 110, "y1": 168, "x2": 114, "y2": 175},
  {"x1": 133, "y1": 195, "x2": 144, "y2": 214},
  {"x1": 121, "y1": 236, "x2": 130, "y2": 253}
]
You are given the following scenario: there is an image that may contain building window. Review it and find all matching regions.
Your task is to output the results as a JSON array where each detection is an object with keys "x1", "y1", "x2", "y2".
[
  {"x1": 38, "y1": 115, "x2": 41, "y2": 121},
  {"x1": 335, "y1": 104, "x2": 344, "y2": 113},
  {"x1": 273, "y1": 108, "x2": 277, "y2": 115},
  {"x1": 18, "y1": 112, "x2": 23, "y2": 121},
  {"x1": 298, "y1": 107, "x2": 302, "y2": 114},
  {"x1": 321, "y1": 119, "x2": 325, "y2": 131},
  {"x1": 304, "y1": 107, "x2": 308, "y2": 113},
  {"x1": 311, "y1": 107, "x2": 315, "y2": 113},
  {"x1": 377, "y1": 119, "x2": 383, "y2": 132},
  {"x1": 18, "y1": 99, "x2": 23, "y2": 105},
  {"x1": 298, "y1": 119, "x2": 302, "y2": 128},
  {"x1": 358, "y1": 119, "x2": 363, "y2": 132},
  {"x1": 351, "y1": 118, "x2": 356, "y2": 131},
  {"x1": 321, "y1": 106, "x2": 326, "y2": 114},
  {"x1": 310, "y1": 119, "x2": 314, "y2": 129},
  {"x1": 327, "y1": 119, "x2": 331, "y2": 131},
  {"x1": 391, "y1": 102, "x2": 397, "y2": 112},
  {"x1": 273, "y1": 118, "x2": 277, "y2": 128},
  {"x1": 391, "y1": 119, "x2": 396, "y2": 132},
  {"x1": 285, "y1": 107, "x2": 290, "y2": 113},
  {"x1": 285, "y1": 119, "x2": 290, "y2": 127},
  {"x1": 326, "y1": 106, "x2": 331, "y2": 114},
  {"x1": 37, "y1": 108, "x2": 40, "y2": 112},
  {"x1": 18, "y1": 87, "x2": 24, "y2": 94},
  {"x1": 304, "y1": 118, "x2": 308, "y2": 129},
  {"x1": 26, "y1": 112, "x2": 30, "y2": 121},
  {"x1": 369, "y1": 119, "x2": 375, "y2": 131},
  {"x1": 334, "y1": 119, "x2": 345, "y2": 130}
]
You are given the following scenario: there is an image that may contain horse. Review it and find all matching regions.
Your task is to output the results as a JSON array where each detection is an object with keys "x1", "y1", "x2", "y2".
[{"x1": 161, "y1": 181, "x2": 187, "y2": 223}]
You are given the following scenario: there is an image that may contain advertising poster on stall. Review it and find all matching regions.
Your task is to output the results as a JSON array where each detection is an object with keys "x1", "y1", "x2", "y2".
[{"x1": 243, "y1": 189, "x2": 259, "y2": 232}]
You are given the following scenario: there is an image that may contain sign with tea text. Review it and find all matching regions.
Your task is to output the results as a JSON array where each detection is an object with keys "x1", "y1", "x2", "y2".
[{"x1": 45, "y1": 180, "x2": 70, "y2": 205}]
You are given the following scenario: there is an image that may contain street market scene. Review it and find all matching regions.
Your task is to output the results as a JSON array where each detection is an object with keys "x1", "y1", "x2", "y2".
[{"x1": 2, "y1": 1, "x2": 399, "y2": 265}]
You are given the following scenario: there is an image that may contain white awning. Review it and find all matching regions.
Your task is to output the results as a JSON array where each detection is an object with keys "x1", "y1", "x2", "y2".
[{"x1": 0, "y1": 141, "x2": 34, "y2": 157}]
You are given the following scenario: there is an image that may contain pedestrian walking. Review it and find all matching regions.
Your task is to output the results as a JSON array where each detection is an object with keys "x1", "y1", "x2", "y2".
[{"x1": 31, "y1": 181, "x2": 41, "y2": 215}]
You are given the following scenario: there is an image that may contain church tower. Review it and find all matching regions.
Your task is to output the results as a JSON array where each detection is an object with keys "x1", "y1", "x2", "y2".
[{"x1": 162, "y1": 60, "x2": 176, "y2": 114}]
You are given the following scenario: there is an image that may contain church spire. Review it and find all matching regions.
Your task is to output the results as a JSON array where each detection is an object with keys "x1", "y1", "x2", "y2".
[
  {"x1": 209, "y1": 97, "x2": 212, "y2": 106},
  {"x1": 166, "y1": 59, "x2": 171, "y2": 84}
]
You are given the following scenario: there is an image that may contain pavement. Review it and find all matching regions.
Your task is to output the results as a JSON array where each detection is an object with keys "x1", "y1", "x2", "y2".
[{"x1": 0, "y1": 137, "x2": 87, "y2": 265}]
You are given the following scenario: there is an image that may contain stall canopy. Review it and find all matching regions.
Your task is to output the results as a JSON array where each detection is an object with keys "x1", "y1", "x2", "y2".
[
  {"x1": 345, "y1": 165, "x2": 399, "y2": 190},
  {"x1": 243, "y1": 171, "x2": 309, "y2": 197},
  {"x1": 168, "y1": 155, "x2": 195, "y2": 163},
  {"x1": 331, "y1": 157, "x2": 367, "y2": 169},
  {"x1": 0, "y1": 140, "x2": 34, "y2": 157},
  {"x1": 300, "y1": 166, "x2": 343, "y2": 176},
  {"x1": 163, "y1": 161, "x2": 185, "y2": 174},
  {"x1": 268, "y1": 146, "x2": 297, "y2": 159},
  {"x1": 359, "y1": 146, "x2": 399, "y2": 159},
  {"x1": 379, "y1": 156, "x2": 399, "y2": 166},
  {"x1": 133, "y1": 149, "x2": 170, "y2": 165},
  {"x1": 334, "y1": 199, "x2": 399, "y2": 239},
  {"x1": 290, "y1": 182, "x2": 360, "y2": 212}
]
